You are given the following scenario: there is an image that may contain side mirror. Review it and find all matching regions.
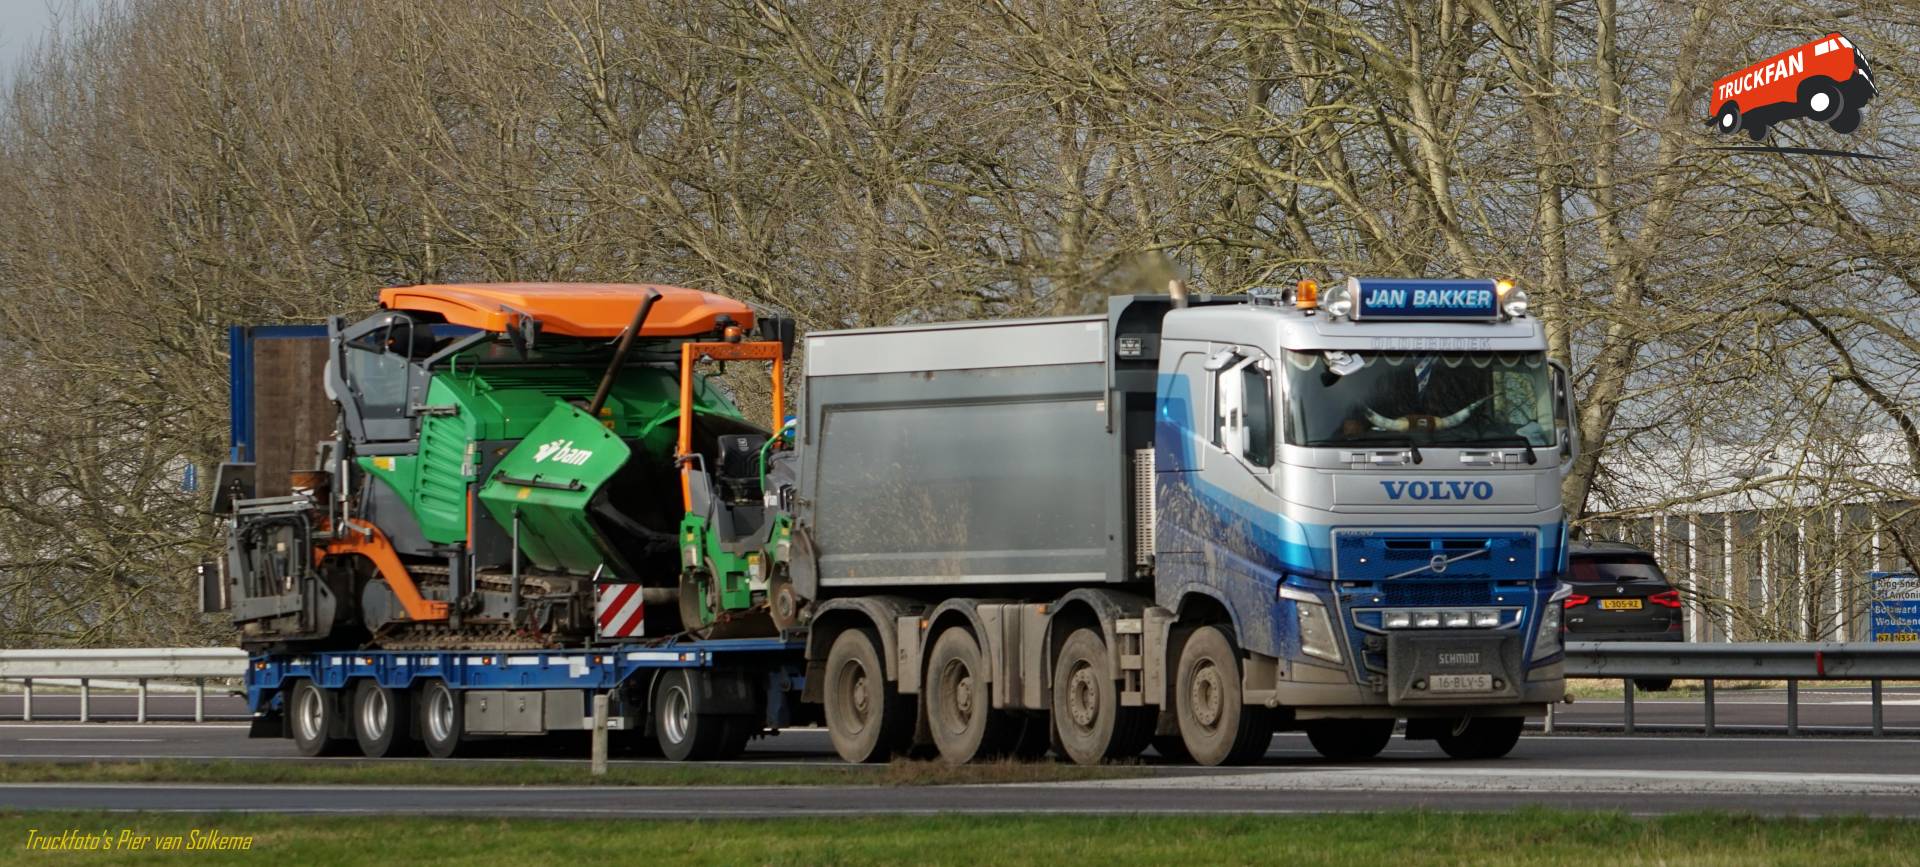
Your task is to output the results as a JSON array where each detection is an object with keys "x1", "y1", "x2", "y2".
[{"x1": 1549, "y1": 359, "x2": 1578, "y2": 462}]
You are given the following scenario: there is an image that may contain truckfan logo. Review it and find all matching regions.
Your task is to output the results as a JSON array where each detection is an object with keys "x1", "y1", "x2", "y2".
[
  {"x1": 533, "y1": 439, "x2": 594, "y2": 466},
  {"x1": 1380, "y1": 480, "x2": 1495, "y2": 501},
  {"x1": 1710, "y1": 32, "x2": 1875, "y2": 141}
]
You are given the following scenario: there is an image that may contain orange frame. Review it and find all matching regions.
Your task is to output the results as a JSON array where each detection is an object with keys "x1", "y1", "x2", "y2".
[
  {"x1": 676, "y1": 340, "x2": 786, "y2": 511},
  {"x1": 318, "y1": 518, "x2": 450, "y2": 621}
]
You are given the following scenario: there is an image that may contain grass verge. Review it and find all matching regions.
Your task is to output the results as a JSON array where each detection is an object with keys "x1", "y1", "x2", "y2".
[
  {"x1": 4, "y1": 810, "x2": 1918, "y2": 866},
  {"x1": 0, "y1": 758, "x2": 1145, "y2": 788}
]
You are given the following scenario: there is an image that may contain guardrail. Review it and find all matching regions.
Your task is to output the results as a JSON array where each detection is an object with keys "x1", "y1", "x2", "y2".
[
  {"x1": 4, "y1": 642, "x2": 1916, "y2": 733},
  {"x1": 0, "y1": 648, "x2": 247, "y2": 723},
  {"x1": 1562, "y1": 641, "x2": 1920, "y2": 737}
]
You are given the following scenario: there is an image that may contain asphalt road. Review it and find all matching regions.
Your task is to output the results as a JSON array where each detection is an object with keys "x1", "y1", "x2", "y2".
[{"x1": 7, "y1": 721, "x2": 1920, "y2": 815}]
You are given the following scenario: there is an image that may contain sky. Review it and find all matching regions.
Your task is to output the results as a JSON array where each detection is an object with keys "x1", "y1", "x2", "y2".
[{"x1": 0, "y1": 0, "x2": 83, "y2": 84}]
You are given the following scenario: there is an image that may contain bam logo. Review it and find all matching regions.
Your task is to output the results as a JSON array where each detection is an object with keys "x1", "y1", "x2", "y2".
[
  {"x1": 1709, "y1": 32, "x2": 1876, "y2": 141},
  {"x1": 533, "y1": 439, "x2": 593, "y2": 466}
]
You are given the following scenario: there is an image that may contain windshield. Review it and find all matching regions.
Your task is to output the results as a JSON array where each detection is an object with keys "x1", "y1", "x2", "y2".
[
  {"x1": 1571, "y1": 557, "x2": 1669, "y2": 585},
  {"x1": 1284, "y1": 351, "x2": 1554, "y2": 447}
]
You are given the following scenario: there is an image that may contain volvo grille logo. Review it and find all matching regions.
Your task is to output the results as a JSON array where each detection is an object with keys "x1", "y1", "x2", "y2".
[{"x1": 1430, "y1": 554, "x2": 1449, "y2": 573}]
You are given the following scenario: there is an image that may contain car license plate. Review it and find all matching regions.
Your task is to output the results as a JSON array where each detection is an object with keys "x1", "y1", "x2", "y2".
[
  {"x1": 1601, "y1": 598, "x2": 1642, "y2": 610},
  {"x1": 1430, "y1": 674, "x2": 1493, "y2": 692}
]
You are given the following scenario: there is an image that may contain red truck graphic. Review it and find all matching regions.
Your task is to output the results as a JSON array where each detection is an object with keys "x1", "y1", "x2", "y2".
[{"x1": 1710, "y1": 33, "x2": 1876, "y2": 139}]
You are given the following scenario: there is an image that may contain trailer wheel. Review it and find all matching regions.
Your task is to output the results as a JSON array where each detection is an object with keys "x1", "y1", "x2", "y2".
[
  {"x1": 1174, "y1": 625, "x2": 1272, "y2": 766},
  {"x1": 1051, "y1": 628, "x2": 1149, "y2": 764},
  {"x1": 351, "y1": 680, "x2": 416, "y2": 758},
  {"x1": 823, "y1": 627, "x2": 913, "y2": 763},
  {"x1": 419, "y1": 679, "x2": 466, "y2": 759},
  {"x1": 926, "y1": 628, "x2": 1014, "y2": 764},
  {"x1": 654, "y1": 669, "x2": 726, "y2": 761},
  {"x1": 1306, "y1": 718, "x2": 1394, "y2": 761},
  {"x1": 289, "y1": 679, "x2": 346, "y2": 757},
  {"x1": 1436, "y1": 716, "x2": 1523, "y2": 760}
]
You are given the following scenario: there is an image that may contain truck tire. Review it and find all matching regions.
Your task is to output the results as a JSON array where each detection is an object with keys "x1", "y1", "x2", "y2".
[
  {"x1": 1150, "y1": 734, "x2": 1192, "y2": 763},
  {"x1": 1174, "y1": 625, "x2": 1272, "y2": 766},
  {"x1": 1008, "y1": 714, "x2": 1051, "y2": 760},
  {"x1": 718, "y1": 715, "x2": 760, "y2": 760},
  {"x1": 823, "y1": 627, "x2": 913, "y2": 763},
  {"x1": 351, "y1": 680, "x2": 415, "y2": 758},
  {"x1": 1051, "y1": 627, "x2": 1149, "y2": 764},
  {"x1": 926, "y1": 628, "x2": 1015, "y2": 763},
  {"x1": 1436, "y1": 716, "x2": 1524, "y2": 760},
  {"x1": 655, "y1": 669, "x2": 727, "y2": 761},
  {"x1": 289, "y1": 679, "x2": 346, "y2": 757},
  {"x1": 1306, "y1": 718, "x2": 1394, "y2": 761},
  {"x1": 419, "y1": 679, "x2": 466, "y2": 759}
]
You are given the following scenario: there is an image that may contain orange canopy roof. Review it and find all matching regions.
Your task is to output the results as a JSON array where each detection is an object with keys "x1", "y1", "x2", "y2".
[{"x1": 379, "y1": 283, "x2": 755, "y2": 338}]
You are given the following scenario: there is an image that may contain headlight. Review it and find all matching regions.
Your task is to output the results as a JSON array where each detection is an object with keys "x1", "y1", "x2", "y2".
[
  {"x1": 1327, "y1": 298, "x2": 1353, "y2": 318},
  {"x1": 1280, "y1": 585, "x2": 1344, "y2": 664},
  {"x1": 1533, "y1": 583, "x2": 1571, "y2": 658},
  {"x1": 1503, "y1": 289, "x2": 1530, "y2": 318}
]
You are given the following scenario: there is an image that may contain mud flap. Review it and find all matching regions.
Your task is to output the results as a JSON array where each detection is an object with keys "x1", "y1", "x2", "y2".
[{"x1": 477, "y1": 403, "x2": 633, "y2": 575}]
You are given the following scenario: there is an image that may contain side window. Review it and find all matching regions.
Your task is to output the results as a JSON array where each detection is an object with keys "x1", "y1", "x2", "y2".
[
  {"x1": 343, "y1": 333, "x2": 409, "y2": 423},
  {"x1": 1213, "y1": 353, "x2": 1274, "y2": 468}
]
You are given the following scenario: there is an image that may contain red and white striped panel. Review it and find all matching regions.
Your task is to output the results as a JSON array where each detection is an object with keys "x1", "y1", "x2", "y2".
[{"x1": 596, "y1": 584, "x2": 646, "y2": 638}]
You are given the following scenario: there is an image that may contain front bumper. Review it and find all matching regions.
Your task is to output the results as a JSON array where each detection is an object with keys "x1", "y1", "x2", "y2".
[{"x1": 1263, "y1": 641, "x2": 1563, "y2": 719}]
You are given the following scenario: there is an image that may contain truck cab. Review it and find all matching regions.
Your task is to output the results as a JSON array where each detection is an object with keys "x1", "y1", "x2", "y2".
[{"x1": 1153, "y1": 278, "x2": 1571, "y2": 755}]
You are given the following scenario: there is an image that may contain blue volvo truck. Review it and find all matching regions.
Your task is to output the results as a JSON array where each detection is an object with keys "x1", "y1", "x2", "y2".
[{"x1": 214, "y1": 278, "x2": 1573, "y2": 765}]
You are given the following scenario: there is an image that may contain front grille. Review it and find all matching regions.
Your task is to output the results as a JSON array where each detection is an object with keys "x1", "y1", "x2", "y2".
[
  {"x1": 1335, "y1": 530, "x2": 1538, "y2": 581},
  {"x1": 1383, "y1": 581, "x2": 1495, "y2": 608}
]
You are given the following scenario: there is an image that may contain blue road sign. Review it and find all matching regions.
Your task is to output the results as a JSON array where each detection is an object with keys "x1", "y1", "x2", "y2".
[{"x1": 1869, "y1": 571, "x2": 1920, "y2": 642}]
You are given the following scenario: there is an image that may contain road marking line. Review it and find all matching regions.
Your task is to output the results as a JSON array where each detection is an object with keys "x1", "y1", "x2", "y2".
[{"x1": 18, "y1": 738, "x2": 165, "y2": 743}]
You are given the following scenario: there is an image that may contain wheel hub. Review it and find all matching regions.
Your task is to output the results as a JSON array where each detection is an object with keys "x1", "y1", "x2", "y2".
[
  {"x1": 1068, "y1": 664, "x2": 1099, "y2": 728},
  {"x1": 360, "y1": 688, "x2": 388, "y2": 739},
  {"x1": 1191, "y1": 663, "x2": 1224, "y2": 729}
]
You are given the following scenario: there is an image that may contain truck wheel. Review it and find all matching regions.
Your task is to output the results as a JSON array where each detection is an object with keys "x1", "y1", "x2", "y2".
[
  {"x1": 1830, "y1": 108, "x2": 1862, "y2": 134},
  {"x1": 1008, "y1": 714, "x2": 1051, "y2": 760},
  {"x1": 419, "y1": 679, "x2": 466, "y2": 759},
  {"x1": 823, "y1": 627, "x2": 914, "y2": 763},
  {"x1": 1306, "y1": 718, "x2": 1394, "y2": 761},
  {"x1": 1174, "y1": 625, "x2": 1272, "y2": 766},
  {"x1": 1150, "y1": 734, "x2": 1192, "y2": 763},
  {"x1": 655, "y1": 669, "x2": 727, "y2": 761},
  {"x1": 351, "y1": 680, "x2": 416, "y2": 758},
  {"x1": 1799, "y1": 76, "x2": 1845, "y2": 123},
  {"x1": 1051, "y1": 627, "x2": 1144, "y2": 764},
  {"x1": 1713, "y1": 101, "x2": 1740, "y2": 135},
  {"x1": 1436, "y1": 716, "x2": 1524, "y2": 760},
  {"x1": 927, "y1": 628, "x2": 1015, "y2": 763},
  {"x1": 289, "y1": 679, "x2": 346, "y2": 757}
]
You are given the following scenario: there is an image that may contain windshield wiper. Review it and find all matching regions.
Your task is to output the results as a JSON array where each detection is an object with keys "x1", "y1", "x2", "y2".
[{"x1": 1470, "y1": 435, "x2": 1539, "y2": 465}]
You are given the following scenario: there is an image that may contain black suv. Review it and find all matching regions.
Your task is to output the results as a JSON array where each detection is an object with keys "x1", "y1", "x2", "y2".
[{"x1": 1564, "y1": 539, "x2": 1685, "y2": 690}]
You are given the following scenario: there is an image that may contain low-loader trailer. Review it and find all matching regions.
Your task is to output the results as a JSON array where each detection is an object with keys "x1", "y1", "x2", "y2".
[{"x1": 217, "y1": 278, "x2": 1574, "y2": 764}]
